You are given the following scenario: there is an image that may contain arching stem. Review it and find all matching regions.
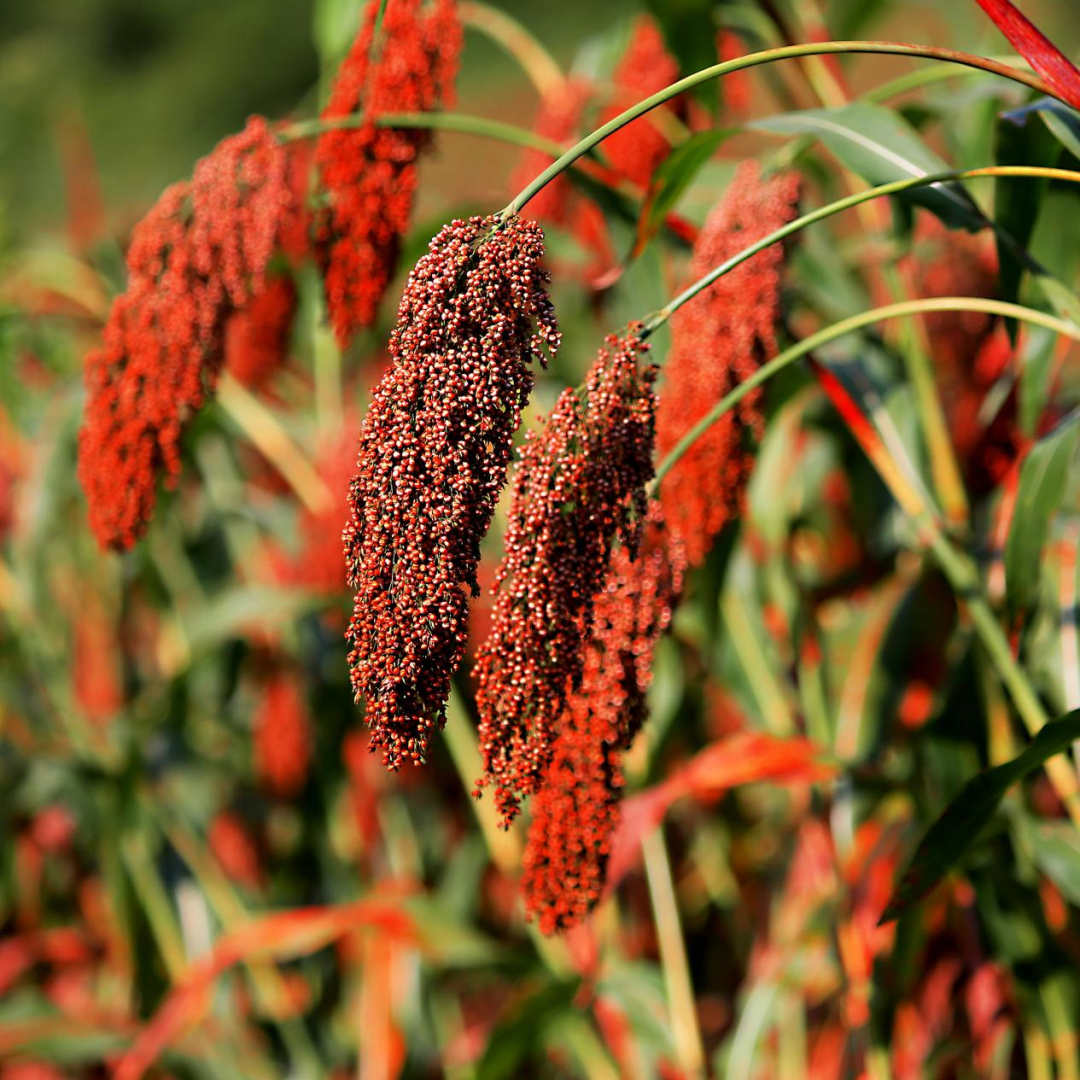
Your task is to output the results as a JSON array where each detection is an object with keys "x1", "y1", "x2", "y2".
[
  {"x1": 459, "y1": 1, "x2": 564, "y2": 99},
  {"x1": 503, "y1": 41, "x2": 1058, "y2": 215},
  {"x1": 641, "y1": 164, "x2": 1080, "y2": 339}
]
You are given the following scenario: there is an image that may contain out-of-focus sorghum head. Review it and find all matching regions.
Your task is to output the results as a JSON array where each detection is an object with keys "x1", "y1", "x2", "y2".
[
  {"x1": 522, "y1": 509, "x2": 685, "y2": 933},
  {"x1": 656, "y1": 161, "x2": 800, "y2": 566},
  {"x1": 208, "y1": 811, "x2": 263, "y2": 889},
  {"x1": 78, "y1": 117, "x2": 292, "y2": 551},
  {"x1": 510, "y1": 78, "x2": 592, "y2": 225},
  {"x1": 292, "y1": 428, "x2": 357, "y2": 595},
  {"x1": 600, "y1": 16, "x2": 687, "y2": 187},
  {"x1": 315, "y1": 0, "x2": 462, "y2": 347},
  {"x1": 475, "y1": 328, "x2": 657, "y2": 825},
  {"x1": 224, "y1": 273, "x2": 298, "y2": 390},
  {"x1": 344, "y1": 214, "x2": 560, "y2": 772},
  {"x1": 254, "y1": 669, "x2": 312, "y2": 799},
  {"x1": 909, "y1": 219, "x2": 1021, "y2": 491}
]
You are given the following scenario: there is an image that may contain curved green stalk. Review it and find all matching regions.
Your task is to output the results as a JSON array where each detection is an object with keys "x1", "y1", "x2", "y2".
[
  {"x1": 281, "y1": 110, "x2": 564, "y2": 156},
  {"x1": 503, "y1": 41, "x2": 1058, "y2": 215},
  {"x1": 642, "y1": 165, "x2": 1080, "y2": 338},
  {"x1": 653, "y1": 297, "x2": 1080, "y2": 487},
  {"x1": 459, "y1": 1, "x2": 564, "y2": 98},
  {"x1": 865, "y1": 53, "x2": 1032, "y2": 103}
]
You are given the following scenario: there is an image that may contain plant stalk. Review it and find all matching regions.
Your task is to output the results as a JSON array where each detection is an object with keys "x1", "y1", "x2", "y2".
[{"x1": 503, "y1": 41, "x2": 1058, "y2": 215}]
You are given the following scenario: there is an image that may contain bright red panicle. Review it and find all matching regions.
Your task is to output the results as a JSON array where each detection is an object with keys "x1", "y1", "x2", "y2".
[
  {"x1": 475, "y1": 329, "x2": 657, "y2": 825},
  {"x1": 656, "y1": 162, "x2": 800, "y2": 566},
  {"x1": 522, "y1": 510, "x2": 685, "y2": 932},
  {"x1": 78, "y1": 117, "x2": 292, "y2": 551},
  {"x1": 315, "y1": 0, "x2": 462, "y2": 347}
]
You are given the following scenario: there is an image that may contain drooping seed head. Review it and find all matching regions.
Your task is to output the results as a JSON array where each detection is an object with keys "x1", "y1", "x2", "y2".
[
  {"x1": 475, "y1": 328, "x2": 657, "y2": 825},
  {"x1": 344, "y1": 213, "x2": 560, "y2": 770}
]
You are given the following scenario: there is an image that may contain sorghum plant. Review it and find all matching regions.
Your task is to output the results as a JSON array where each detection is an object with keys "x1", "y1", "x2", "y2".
[{"x1": 7, "y1": 1, "x2": 1080, "y2": 1078}]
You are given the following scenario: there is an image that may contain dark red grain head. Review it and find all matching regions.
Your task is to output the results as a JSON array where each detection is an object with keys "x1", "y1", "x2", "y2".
[
  {"x1": 475, "y1": 329, "x2": 657, "y2": 825},
  {"x1": 344, "y1": 214, "x2": 559, "y2": 772},
  {"x1": 522, "y1": 508, "x2": 685, "y2": 933}
]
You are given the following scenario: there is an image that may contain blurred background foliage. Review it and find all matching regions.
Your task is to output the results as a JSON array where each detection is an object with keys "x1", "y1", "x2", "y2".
[{"x1": 4, "y1": 1, "x2": 1080, "y2": 1079}]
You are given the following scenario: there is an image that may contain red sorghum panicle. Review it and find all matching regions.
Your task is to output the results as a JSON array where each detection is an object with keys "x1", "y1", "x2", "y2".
[
  {"x1": 600, "y1": 16, "x2": 687, "y2": 187},
  {"x1": 293, "y1": 429, "x2": 356, "y2": 595},
  {"x1": 521, "y1": 509, "x2": 685, "y2": 933},
  {"x1": 475, "y1": 328, "x2": 657, "y2": 825},
  {"x1": 254, "y1": 670, "x2": 312, "y2": 798},
  {"x1": 344, "y1": 214, "x2": 560, "y2": 772},
  {"x1": 224, "y1": 274, "x2": 297, "y2": 390},
  {"x1": 910, "y1": 220, "x2": 1021, "y2": 491},
  {"x1": 208, "y1": 811, "x2": 262, "y2": 889},
  {"x1": 656, "y1": 162, "x2": 799, "y2": 566},
  {"x1": 78, "y1": 117, "x2": 291, "y2": 551},
  {"x1": 717, "y1": 29, "x2": 752, "y2": 114},
  {"x1": 316, "y1": 0, "x2": 462, "y2": 347},
  {"x1": 510, "y1": 78, "x2": 591, "y2": 225}
]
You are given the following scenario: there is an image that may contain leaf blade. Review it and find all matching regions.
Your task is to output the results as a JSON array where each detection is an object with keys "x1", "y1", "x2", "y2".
[{"x1": 881, "y1": 708, "x2": 1080, "y2": 924}]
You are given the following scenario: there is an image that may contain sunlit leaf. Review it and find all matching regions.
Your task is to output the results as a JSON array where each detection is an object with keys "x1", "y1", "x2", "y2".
[{"x1": 751, "y1": 103, "x2": 985, "y2": 231}]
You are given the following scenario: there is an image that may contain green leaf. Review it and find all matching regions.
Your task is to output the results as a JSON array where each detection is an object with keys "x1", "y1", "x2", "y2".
[
  {"x1": 881, "y1": 708, "x2": 1080, "y2": 924},
  {"x1": 312, "y1": 0, "x2": 362, "y2": 74},
  {"x1": 632, "y1": 129, "x2": 730, "y2": 257},
  {"x1": 1027, "y1": 820, "x2": 1080, "y2": 904},
  {"x1": 994, "y1": 107, "x2": 1060, "y2": 328},
  {"x1": 476, "y1": 979, "x2": 582, "y2": 1080},
  {"x1": 185, "y1": 585, "x2": 327, "y2": 660},
  {"x1": 1018, "y1": 325, "x2": 1056, "y2": 438},
  {"x1": 751, "y1": 103, "x2": 985, "y2": 231},
  {"x1": 1003, "y1": 97, "x2": 1080, "y2": 161},
  {"x1": 643, "y1": 0, "x2": 720, "y2": 111},
  {"x1": 1004, "y1": 412, "x2": 1080, "y2": 615}
]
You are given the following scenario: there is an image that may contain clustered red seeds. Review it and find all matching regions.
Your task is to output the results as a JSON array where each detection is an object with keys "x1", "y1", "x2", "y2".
[
  {"x1": 510, "y1": 78, "x2": 592, "y2": 225},
  {"x1": 600, "y1": 16, "x2": 687, "y2": 187},
  {"x1": 224, "y1": 274, "x2": 298, "y2": 390},
  {"x1": 316, "y1": 0, "x2": 462, "y2": 347},
  {"x1": 344, "y1": 214, "x2": 560, "y2": 771},
  {"x1": 475, "y1": 329, "x2": 657, "y2": 825},
  {"x1": 78, "y1": 116, "x2": 292, "y2": 551},
  {"x1": 254, "y1": 671, "x2": 312, "y2": 798},
  {"x1": 656, "y1": 162, "x2": 800, "y2": 567},
  {"x1": 522, "y1": 510, "x2": 686, "y2": 933}
]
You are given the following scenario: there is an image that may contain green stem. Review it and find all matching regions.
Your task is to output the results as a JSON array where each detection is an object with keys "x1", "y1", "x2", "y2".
[
  {"x1": 459, "y1": 1, "x2": 564, "y2": 98},
  {"x1": 653, "y1": 296, "x2": 1080, "y2": 489},
  {"x1": 281, "y1": 110, "x2": 563, "y2": 156},
  {"x1": 642, "y1": 827, "x2": 706, "y2": 1080},
  {"x1": 865, "y1": 53, "x2": 1031, "y2": 103},
  {"x1": 503, "y1": 41, "x2": 1057, "y2": 215},
  {"x1": 642, "y1": 165, "x2": 1080, "y2": 339}
]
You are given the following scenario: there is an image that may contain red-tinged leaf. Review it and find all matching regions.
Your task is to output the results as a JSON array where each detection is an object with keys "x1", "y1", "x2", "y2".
[
  {"x1": 605, "y1": 732, "x2": 834, "y2": 892},
  {"x1": 972, "y1": 0, "x2": 1080, "y2": 110},
  {"x1": 358, "y1": 935, "x2": 408, "y2": 1080},
  {"x1": 114, "y1": 900, "x2": 414, "y2": 1080},
  {"x1": 681, "y1": 731, "x2": 835, "y2": 801}
]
